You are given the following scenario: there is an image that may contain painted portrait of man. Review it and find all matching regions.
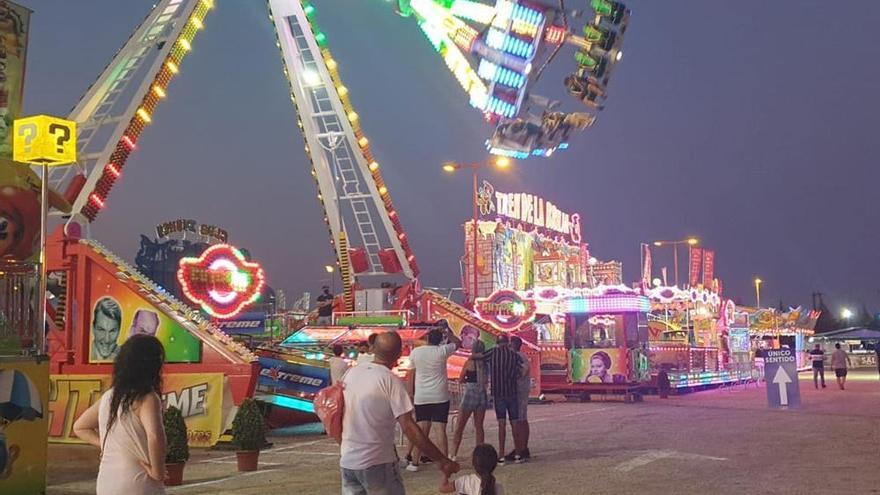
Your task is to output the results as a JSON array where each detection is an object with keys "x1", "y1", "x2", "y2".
[{"x1": 90, "y1": 297, "x2": 122, "y2": 361}]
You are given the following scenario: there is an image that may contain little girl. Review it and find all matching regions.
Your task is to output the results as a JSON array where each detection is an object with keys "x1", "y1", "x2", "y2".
[{"x1": 440, "y1": 444, "x2": 504, "y2": 495}]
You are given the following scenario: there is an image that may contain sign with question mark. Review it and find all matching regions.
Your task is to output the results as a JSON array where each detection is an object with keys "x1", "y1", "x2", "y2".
[{"x1": 12, "y1": 115, "x2": 77, "y2": 165}]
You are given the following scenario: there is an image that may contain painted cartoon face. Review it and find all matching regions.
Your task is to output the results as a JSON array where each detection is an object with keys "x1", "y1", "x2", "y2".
[
  {"x1": 460, "y1": 326, "x2": 479, "y2": 350},
  {"x1": 0, "y1": 215, "x2": 14, "y2": 255},
  {"x1": 93, "y1": 312, "x2": 121, "y2": 359}
]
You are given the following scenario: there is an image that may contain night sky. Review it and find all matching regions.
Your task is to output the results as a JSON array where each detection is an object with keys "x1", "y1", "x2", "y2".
[{"x1": 23, "y1": 1, "x2": 880, "y2": 312}]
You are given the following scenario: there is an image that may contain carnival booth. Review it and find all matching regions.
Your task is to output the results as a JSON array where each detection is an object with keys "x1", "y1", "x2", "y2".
[
  {"x1": 0, "y1": 261, "x2": 50, "y2": 494},
  {"x1": 520, "y1": 285, "x2": 651, "y2": 398},
  {"x1": 45, "y1": 230, "x2": 259, "y2": 447},
  {"x1": 745, "y1": 307, "x2": 818, "y2": 370},
  {"x1": 644, "y1": 285, "x2": 752, "y2": 389}
]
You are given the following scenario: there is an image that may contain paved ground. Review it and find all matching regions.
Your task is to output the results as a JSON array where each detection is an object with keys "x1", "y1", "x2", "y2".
[{"x1": 48, "y1": 371, "x2": 880, "y2": 495}]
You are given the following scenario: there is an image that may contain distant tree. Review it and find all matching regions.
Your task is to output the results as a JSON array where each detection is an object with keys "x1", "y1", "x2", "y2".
[{"x1": 812, "y1": 291, "x2": 839, "y2": 334}]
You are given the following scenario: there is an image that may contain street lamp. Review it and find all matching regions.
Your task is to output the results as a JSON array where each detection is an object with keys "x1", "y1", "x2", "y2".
[
  {"x1": 650, "y1": 237, "x2": 699, "y2": 287},
  {"x1": 754, "y1": 278, "x2": 763, "y2": 308},
  {"x1": 324, "y1": 265, "x2": 335, "y2": 294},
  {"x1": 442, "y1": 156, "x2": 513, "y2": 306},
  {"x1": 841, "y1": 307, "x2": 853, "y2": 322}
]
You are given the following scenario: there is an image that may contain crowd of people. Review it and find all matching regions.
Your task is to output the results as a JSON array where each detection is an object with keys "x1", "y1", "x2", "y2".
[{"x1": 339, "y1": 322, "x2": 532, "y2": 494}]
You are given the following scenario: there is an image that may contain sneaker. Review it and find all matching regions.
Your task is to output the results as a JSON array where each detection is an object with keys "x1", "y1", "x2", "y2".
[
  {"x1": 405, "y1": 463, "x2": 419, "y2": 472},
  {"x1": 522, "y1": 448, "x2": 531, "y2": 459},
  {"x1": 513, "y1": 454, "x2": 525, "y2": 464},
  {"x1": 497, "y1": 457, "x2": 506, "y2": 466},
  {"x1": 419, "y1": 456, "x2": 433, "y2": 464},
  {"x1": 450, "y1": 455, "x2": 457, "y2": 462},
  {"x1": 504, "y1": 451, "x2": 517, "y2": 462}
]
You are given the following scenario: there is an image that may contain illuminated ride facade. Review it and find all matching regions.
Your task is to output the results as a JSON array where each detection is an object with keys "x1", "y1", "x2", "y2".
[{"x1": 389, "y1": 0, "x2": 631, "y2": 159}]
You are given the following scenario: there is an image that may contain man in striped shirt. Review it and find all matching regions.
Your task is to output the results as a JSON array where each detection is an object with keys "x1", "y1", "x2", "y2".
[{"x1": 486, "y1": 335, "x2": 524, "y2": 464}]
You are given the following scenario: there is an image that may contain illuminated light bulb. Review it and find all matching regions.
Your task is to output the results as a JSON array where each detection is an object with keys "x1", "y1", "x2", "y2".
[
  {"x1": 326, "y1": 58, "x2": 337, "y2": 70},
  {"x1": 152, "y1": 85, "x2": 166, "y2": 98},
  {"x1": 201, "y1": 0, "x2": 214, "y2": 8},
  {"x1": 106, "y1": 163, "x2": 121, "y2": 178},
  {"x1": 191, "y1": 17, "x2": 204, "y2": 29},
  {"x1": 337, "y1": 85, "x2": 348, "y2": 96},
  {"x1": 358, "y1": 137, "x2": 369, "y2": 147},
  {"x1": 90, "y1": 194, "x2": 105, "y2": 208},
  {"x1": 166, "y1": 60, "x2": 179, "y2": 74},
  {"x1": 368, "y1": 161, "x2": 379, "y2": 172},
  {"x1": 137, "y1": 108, "x2": 152, "y2": 123},
  {"x1": 302, "y1": 68, "x2": 321, "y2": 86},
  {"x1": 347, "y1": 111, "x2": 358, "y2": 122},
  {"x1": 121, "y1": 135, "x2": 137, "y2": 150},
  {"x1": 178, "y1": 38, "x2": 191, "y2": 51},
  {"x1": 379, "y1": 186, "x2": 388, "y2": 195}
]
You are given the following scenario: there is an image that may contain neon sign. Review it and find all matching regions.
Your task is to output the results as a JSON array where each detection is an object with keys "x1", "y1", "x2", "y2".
[
  {"x1": 492, "y1": 188, "x2": 582, "y2": 243},
  {"x1": 475, "y1": 289, "x2": 537, "y2": 332},
  {"x1": 177, "y1": 244, "x2": 265, "y2": 319}
]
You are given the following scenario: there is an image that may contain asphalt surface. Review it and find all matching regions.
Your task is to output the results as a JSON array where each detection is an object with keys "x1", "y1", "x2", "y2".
[{"x1": 47, "y1": 371, "x2": 880, "y2": 495}]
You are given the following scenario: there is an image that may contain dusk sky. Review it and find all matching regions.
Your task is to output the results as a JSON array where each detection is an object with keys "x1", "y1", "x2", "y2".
[{"x1": 23, "y1": 1, "x2": 880, "y2": 313}]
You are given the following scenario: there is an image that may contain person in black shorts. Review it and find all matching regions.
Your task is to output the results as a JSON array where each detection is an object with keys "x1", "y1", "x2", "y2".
[{"x1": 809, "y1": 343, "x2": 826, "y2": 389}]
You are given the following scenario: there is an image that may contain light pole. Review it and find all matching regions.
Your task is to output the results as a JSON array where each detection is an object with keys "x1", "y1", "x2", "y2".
[
  {"x1": 652, "y1": 237, "x2": 699, "y2": 287},
  {"x1": 324, "y1": 265, "x2": 335, "y2": 295},
  {"x1": 754, "y1": 278, "x2": 763, "y2": 308},
  {"x1": 841, "y1": 308, "x2": 853, "y2": 326},
  {"x1": 588, "y1": 256, "x2": 598, "y2": 288},
  {"x1": 442, "y1": 157, "x2": 511, "y2": 306}
]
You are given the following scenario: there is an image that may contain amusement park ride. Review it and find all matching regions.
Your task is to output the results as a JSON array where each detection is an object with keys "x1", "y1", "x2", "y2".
[{"x1": 9, "y1": 0, "x2": 635, "y2": 443}]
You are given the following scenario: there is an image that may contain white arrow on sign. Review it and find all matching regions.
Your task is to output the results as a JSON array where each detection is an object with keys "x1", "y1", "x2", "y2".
[{"x1": 772, "y1": 366, "x2": 792, "y2": 405}]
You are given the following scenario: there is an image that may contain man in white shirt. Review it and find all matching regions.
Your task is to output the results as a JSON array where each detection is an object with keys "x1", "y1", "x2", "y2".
[
  {"x1": 329, "y1": 344, "x2": 349, "y2": 385},
  {"x1": 341, "y1": 331, "x2": 459, "y2": 494},
  {"x1": 406, "y1": 322, "x2": 461, "y2": 471}
]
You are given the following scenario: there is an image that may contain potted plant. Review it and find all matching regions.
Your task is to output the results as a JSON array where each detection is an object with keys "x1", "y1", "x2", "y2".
[
  {"x1": 231, "y1": 398, "x2": 266, "y2": 472},
  {"x1": 163, "y1": 406, "x2": 189, "y2": 486}
]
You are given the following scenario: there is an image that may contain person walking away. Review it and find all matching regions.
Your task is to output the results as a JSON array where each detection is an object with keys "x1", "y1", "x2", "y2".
[
  {"x1": 509, "y1": 336, "x2": 531, "y2": 461},
  {"x1": 831, "y1": 343, "x2": 852, "y2": 390},
  {"x1": 329, "y1": 344, "x2": 349, "y2": 385},
  {"x1": 486, "y1": 335, "x2": 524, "y2": 465},
  {"x1": 809, "y1": 343, "x2": 826, "y2": 389},
  {"x1": 316, "y1": 285, "x2": 334, "y2": 325},
  {"x1": 407, "y1": 323, "x2": 461, "y2": 472},
  {"x1": 357, "y1": 333, "x2": 378, "y2": 365},
  {"x1": 440, "y1": 444, "x2": 504, "y2": 495},
  {"x1": 73, "y1": 335, "x2": 167, "y2": 495},
  {"x1": 340, "y1": 331, "x2": 459, "y2": 494},
  {"x1": 450, "y1": 340, "x2": 490, "y2": 461}
]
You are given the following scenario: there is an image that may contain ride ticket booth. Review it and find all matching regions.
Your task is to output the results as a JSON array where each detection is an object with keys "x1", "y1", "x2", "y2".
[{"x1": 0, "y1": 261, "x2": 50, "y2": 494}]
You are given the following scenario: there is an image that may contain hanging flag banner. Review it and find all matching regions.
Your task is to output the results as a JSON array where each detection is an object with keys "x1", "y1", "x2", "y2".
[
  {"x1": 641, "y1": 244, "x2": 652, "y2": 285},
  {"x1": 702, "y1": 250, "x2": 716, "y2": 289},
  {"x1": 688, "y1": 247, "x2": 703, "y2": 288}
]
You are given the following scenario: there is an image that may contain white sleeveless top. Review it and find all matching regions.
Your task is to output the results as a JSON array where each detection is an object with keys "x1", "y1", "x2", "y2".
[{"x1": 96, "y1": 389, "x2": 166, "y2": 495}]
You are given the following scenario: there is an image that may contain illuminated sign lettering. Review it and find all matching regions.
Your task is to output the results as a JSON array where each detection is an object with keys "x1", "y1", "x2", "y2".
[
  {"x1": 156, "y1": 219, "x2": 229, "y2": 243},
  {"x1": 475, "y1": 289, "x2": 537, "y2": 332},
  {"x1": 493, "y1": 190, "x2": 582, "y2": 243},
  {"x1": 177, "y1": 244, "x2": 265, "y2": 319}
]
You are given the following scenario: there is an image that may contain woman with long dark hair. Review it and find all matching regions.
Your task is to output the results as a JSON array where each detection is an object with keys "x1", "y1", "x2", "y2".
[
  {"x1": 74, "y1": 334, "x2": 167, "y2": 494},
  {"x1": 449, "y1": 340, "x2": 490, "y2": 461}
]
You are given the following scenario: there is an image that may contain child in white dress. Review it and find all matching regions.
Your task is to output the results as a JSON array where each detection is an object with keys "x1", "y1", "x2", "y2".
[{"x1": 440, "y1": 444, "x2": 504, "y2": 495}]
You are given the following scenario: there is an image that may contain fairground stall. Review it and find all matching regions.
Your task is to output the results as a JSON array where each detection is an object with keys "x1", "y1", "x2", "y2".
[
  {"x1": 45, "y1": 231, "x2": 259, "y2": 447},
  {"x1": 0, "y1": 261, "x2": 50, "y2": 494},
  {"x1": 745, "y1": 306, "x2": 818, "y2": 370},
  {"x1": 520, "y1": 285, "x2": 651, "y2": 400},
  {"x1": 644, "y1": 285, "x2": 753, "y2": 389}
]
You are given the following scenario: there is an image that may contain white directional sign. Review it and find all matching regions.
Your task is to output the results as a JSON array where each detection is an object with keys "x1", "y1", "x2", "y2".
[{"x1": 764, "y1": 348, "x2": 800, "y2": 408}]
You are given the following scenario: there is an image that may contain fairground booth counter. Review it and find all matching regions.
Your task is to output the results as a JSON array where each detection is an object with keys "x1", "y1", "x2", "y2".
[
  {"x1": 741, "y1": 306, "x2": 818, "y2": 370},
  {"x1": 45, "y1": 231, "x2": 259, "y2": 448},
  {"x1": 518, "y1": 285, "x2": 651, "y2": 397},
  {"x1": 0, "y1": 261, "x2": 50, "y2": 494},
  {"x1": 644, "y1": 285, "x2": 753, "y2": 389}
]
